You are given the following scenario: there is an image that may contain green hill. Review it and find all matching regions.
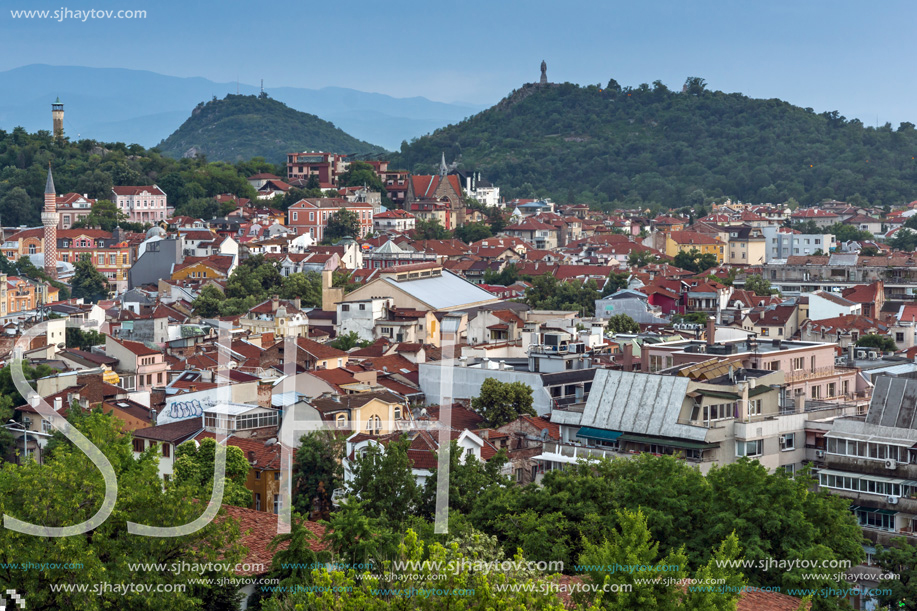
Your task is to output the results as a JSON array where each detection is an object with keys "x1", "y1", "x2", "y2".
[
  {"x1": 158, "y1": 94, "x2": 386, "y2": 163},
  {"x1": 392, "y1": 80, "x2": 917, "y2": 208}
]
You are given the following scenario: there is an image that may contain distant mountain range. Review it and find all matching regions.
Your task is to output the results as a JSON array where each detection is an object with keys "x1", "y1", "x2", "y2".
[
  {"x1": 158, "y1": 94, "x2": 385, "y2": 163},
  {"x1": 0, "y1": 64, "x2": 485, "y2": 150}
]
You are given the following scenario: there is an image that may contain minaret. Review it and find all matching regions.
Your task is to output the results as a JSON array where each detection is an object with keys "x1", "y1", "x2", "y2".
[
  {"x1": 52, "y1": 98, "x2": 64, "y2": 139},
  {"x1": 42, "y1": 165, "x2": 59, "y2": 280}
]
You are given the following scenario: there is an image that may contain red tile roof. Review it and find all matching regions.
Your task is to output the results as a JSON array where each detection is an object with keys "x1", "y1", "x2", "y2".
[{"x1": 220, "y1": 506, "x2": 326, "y2": 576}]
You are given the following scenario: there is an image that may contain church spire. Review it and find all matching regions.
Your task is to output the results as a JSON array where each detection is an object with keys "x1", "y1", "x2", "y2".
[{"x1": 439, "y1": 152, "x2": 447, "y2": 177}]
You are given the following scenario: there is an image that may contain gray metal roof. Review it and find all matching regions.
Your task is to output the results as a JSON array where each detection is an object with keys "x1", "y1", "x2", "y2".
[
  {"x1": 578, "y1": 370, "x2": 705, "y2": 441},
  {"x1": 828, "y1": 253, "x2": 858, "y2": 266},
  {"x1": 381, "y1": 270, "x2": 498, "y2": 310},
  {"x1": 867, "y1": 377, "x2": 917, "y2": 429}
]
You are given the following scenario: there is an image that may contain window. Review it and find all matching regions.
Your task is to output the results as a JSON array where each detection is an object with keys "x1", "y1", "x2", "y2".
[
  {"x1": 163, "y1": 474, "x2": 170, "y2": 483},
  {"x1": 132, "y1": 438, "x2": 145, "y2": 453},
  {"x1": 748, "y1": 399, "x2": 762, "y2": 416},
  {"x1": 359, "y1": 304, "x2": 365, "y2": 311},
  {"x1": 810, "y1": 356, "x2": 816, "y2": 372},
  {"x1": 780, "y1": 433, "x2": 795, "y2": 451},
  {"x1": 42, "y1": 419, "x2": 52, "y2": 433},
  {"x1": 811, "y1": 386, "x2": 821, "y2": 400},
  {"x1": 394, "y1": 407, "x2": 401, "y2": 420},
  {"x1": 292, "y1": 212, "x2": 298, "y2": 221},
  {"x1": 273, "y1": 494, "x2": 281, "y2": 515},
  {"x1": 274, "y1": 472, "x2": 280, "y2": 481},
  {"x1": 792, "y1": 357, "x2": 804, "y2": 370},
  {"x1": 309, "y1": 212, "x2": 314, "y2": 221},
  {"x1": 342, "y1": 304, "x2": 350, "y2": 312},
  {"x1": 336, "y1": 414, "x2": 347, "y2": 429},
  {"x1": 162, "y1": 443, "x2": 170, "y2": 458},
  {"x1": 897, "y1": 332, "x2": 905, "y2": 343},
  {"x1": 736, "y1": 439, "x2": 763, "y2": 457},
  {"x1": 255, "y1": 471, "x2": 261, "y2": 480},
  {"x1": 827, "y1": 382, "x2": 836, "y2": 397},
  {"x1": 255, "y1": 493, "x2": 261, "y2": 511}
]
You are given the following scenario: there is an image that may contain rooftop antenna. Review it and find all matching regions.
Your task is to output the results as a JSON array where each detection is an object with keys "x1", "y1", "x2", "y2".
[{"x1": 261, "y1": 79, "x2": 264, "y2": 95}]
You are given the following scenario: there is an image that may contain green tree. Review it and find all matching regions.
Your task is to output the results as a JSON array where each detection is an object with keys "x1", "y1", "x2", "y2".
[
  {"x1": 576, "y1": 509, "x2": 744, "y2": 611},
  {"x1": 858, "y1": 245, "x2": 879, "y2": 256},
  {"x1": 70, "y1": 258, "x2": 110, "y2": 303},
  {"x1": 347, "y1": 435, "x2": 419, "y2": 527},
  {"x1": 0, "y1": 410, "x2": 244, "y2": 610},
  {"x1": 482, "y1": 264, "x2": 519, "y2": 286},
  {"x1": 65, "y1": 327, "x2": 106, "y2": 350},
  {"x1": 684, "y1": 76, "x2": 707, "y2": 95},
  {"x1": 744, "y1": 274, "x2": 775, "y2": 296},
  {"x1": 192, "y1": 284, "x2": 226, "y2": 317},
  {"x1": 413, "y1": 218, "x2": 452, "y2": 240},
  {"x1": 601, "y1": 272, "x2": 630, "y2": 297},
  {"x1": 605, "y1": 313, "x2": 640, "y2": 334},
  {"x1": 292, "y1": 432, "x2": 344, "y2": 515},
  {"x1": 856, "y1": 334, "x2": 896, "y2": 352},
  {"x1": 454, "y1": 222, "x2": 493, "y2": 243},
  {"x1": 418, "y1": 440, "x2": 510, "y2": 518},
  {"x1": 471, "y1": 378, "x2": 536, "y2": 428},
  {"x1": 261, "y1": 528, "x2": 574, "y2": 611},
  {"x1": 627, "y1": 250, "x2": 659, "y2": 267},
  {"x1": 890, "y1": 228, "x2": 917, "y2": 252},
  {"x1": 265, "y1": 514, "x2": 330, "y2": 591},
  {"x1": 321, "y1": 498, "x2": 398, "y2": 570},
  {"x1": 328, "y1": 331, "x2": 372, "y2": 351},
  {"x1": 827, "y1": 222, "x2": 873, "y2": 243},
  {"x1": 172, "y1": 437, "x2": 253, "y2": 508},
  {"x1": 279, "y1": 271, "x2": 322, "y2": 306},
  {"x1": 524, "y1": 275, "x2": 600, "y2": 314},
  {"x1": 324, "y1": 208, "x2": 361, "y2": 242},
  {"x1": 74, "y1": 199, "x2": 126, "y2": 231},
  {"x1": 673, "y1": 248, "x2": 718, "y2": 273},
  {"x1": 873, "y1": 538, "x2": 917, "y2": 611}
]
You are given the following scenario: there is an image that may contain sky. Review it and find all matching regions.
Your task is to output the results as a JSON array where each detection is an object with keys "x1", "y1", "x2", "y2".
[{"x1": 2, "y1": 0, "x2": 916, "y2": 125}]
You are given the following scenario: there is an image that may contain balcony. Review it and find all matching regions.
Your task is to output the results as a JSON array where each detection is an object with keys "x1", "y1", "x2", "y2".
[
  {"x1": 824, "y1": 455, "x2": 917, "y2": 480},
  {"x1": 830, "y1": 487, "x2": 917, "y2": 514}
]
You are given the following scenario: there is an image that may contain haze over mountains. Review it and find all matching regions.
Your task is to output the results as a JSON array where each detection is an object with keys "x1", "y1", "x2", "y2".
[{"x1": 0, "y1": 64, "x2": 484, "y2": 150}]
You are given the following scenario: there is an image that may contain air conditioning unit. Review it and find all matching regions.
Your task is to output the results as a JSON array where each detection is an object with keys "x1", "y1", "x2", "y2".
[
  {"x1": 815, "y1": 450, "x2": 825, "y2": 458},
  {"x1": 885, "y1": 459, "x2": 897, "y2": 470},
  {"x1": 856, "y1": 349, "x2": 868, "y2": 359},
  {"x1": 887, "y1": 496, "x2": 899, "y2": 505},
  {"x1": 779, "y1": 437, "x2": 787, "y2": 448},
  {"x1": 869, "y1": 351, "x2": 879, "y2": 360}
]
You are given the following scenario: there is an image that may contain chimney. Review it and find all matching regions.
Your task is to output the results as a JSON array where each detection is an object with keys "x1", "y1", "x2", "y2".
[
  {"x1": 795, "y1": 393, "x2": 806, "y2": 414},
  {"x1": 622, "y1": 343, "x2": 633, "y2": 371},
  {"x1": 847, "y1": 344, "x2": 855, "y2": 366},
  {"x1": 271, "y1": 295, "x2": 279, "y2": 312},
  {"x1": 706, "y1": 316, "x2": 716, "y2": 346},
  {"x1": 54, "y1": 397, "x2": 62, "y2": 411},
  {"x1": 261, "y1": 332, "x2": 274, "y2": 347},
  {"x1": 292, "y1": 297, "x2": 301, "y2": 311}
]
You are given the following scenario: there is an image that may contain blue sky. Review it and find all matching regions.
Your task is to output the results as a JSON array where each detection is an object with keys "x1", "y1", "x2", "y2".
[{"x1": 2, "y1": 0, "x2": 916, "y2": 125}]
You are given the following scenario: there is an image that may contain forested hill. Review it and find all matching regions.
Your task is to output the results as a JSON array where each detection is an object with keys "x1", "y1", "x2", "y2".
[
  {"x1": 391, "y1": 80, "x2": 917, "y2": 207},
  {"x1": 158, "y1": 94, "x2": 386, "y2": 164}
]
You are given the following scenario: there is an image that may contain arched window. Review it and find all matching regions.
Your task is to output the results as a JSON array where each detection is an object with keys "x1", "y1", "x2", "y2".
[{"x1": 336, "y1": 414, "x2": 347, "y2": 429}]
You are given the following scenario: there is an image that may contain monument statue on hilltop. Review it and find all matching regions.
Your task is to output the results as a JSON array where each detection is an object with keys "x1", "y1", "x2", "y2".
[{"x1": 540, "y1": 60, "x2": 547, "y2": 85}]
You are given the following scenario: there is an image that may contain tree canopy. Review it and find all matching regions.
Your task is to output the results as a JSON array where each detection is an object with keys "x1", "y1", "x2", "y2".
[
  {"x1": 70, "y1": 258, "x2": 110, "y2": 303},
  {"x1": 471, "y1": 378, "x2": 536, "y2": 428}
]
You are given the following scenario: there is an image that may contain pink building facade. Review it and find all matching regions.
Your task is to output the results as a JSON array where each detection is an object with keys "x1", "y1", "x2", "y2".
[{"x1": 111, "y1": 186, "x2": 169, "y2": 224}]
